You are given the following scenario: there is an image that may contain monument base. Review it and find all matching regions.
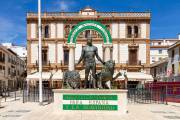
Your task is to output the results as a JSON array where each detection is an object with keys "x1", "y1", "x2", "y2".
[{"x1": 53, "y1": 89, "x2": 128, "y2": 114}]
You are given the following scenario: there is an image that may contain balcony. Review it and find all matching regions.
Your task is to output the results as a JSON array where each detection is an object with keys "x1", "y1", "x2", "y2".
[
  {"x1": 36, "y1": 60, "x2": 51, "y2": 66},
  {"x1": 126, "y1": 60, "x2": 142, "y2": 66},
  {"x1": 127, "y1": 34, "x2": 140, "y2": 38},
  {"x1": 35, "y1": 60, "x2": 52, "y2": 71}
]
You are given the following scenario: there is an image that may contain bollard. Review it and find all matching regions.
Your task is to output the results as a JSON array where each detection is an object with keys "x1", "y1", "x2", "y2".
[
  {"x1": 15, "y1": 90, "x2": 16, "y2": 101},
  {"x1": 5, "y1": 89, "x2": 6, "y2": 102},
  {"x1": 0, "y1": 96, "x2": 2, "y2": 107}
]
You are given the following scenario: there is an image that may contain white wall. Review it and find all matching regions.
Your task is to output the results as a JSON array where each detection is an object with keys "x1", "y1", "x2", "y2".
[
  {"x1": 57, "y1": 44, "x2": 63, "y2": 63},
  {"x1": 150, "y1": 48, "x2": 169, "y2": 63},
  {"x1": 141, "y1": 23, "x2": 147, "y2": 38},
  {"x1": 119, "y1": 44, "x2": 128, "y2": 63},
  {"x1": 119, "y1": 23, "x2": 126, "y2": 38},
  {"x1": 31, "y1": 43, "x2": 38, "y2": 63},
  {"x1": 113, "y1": 44, "x2": 118, "y2": 63},
  {"x1": 57, "y1": 23, "x2": 64, "y2": 38},
  {"x1": 48, "y1": 44, "x2": 56, "y2": 63},
  {"x1": 50, "y1": 23, "x2": 56, "y2": 38},
  {"x1": 31, "y1": 23, "x2": 36, "y2": 38},
  {"x1": 138, "y1": 44, "x2": 146, "y2": 63},
  {"x1": 111, "y1": 23, "x2": 119, "y2": 38}
]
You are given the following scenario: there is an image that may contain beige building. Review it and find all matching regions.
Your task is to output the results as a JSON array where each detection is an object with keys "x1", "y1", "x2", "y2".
[
  {"x1": 150, "y1": 57, "x2": 168, "y2": 81},
  {"x1": 167, "y1": 41, "x2": 180, "y2": 81},
  {"x1": 26, "y1": 7, "x2": 153, "y2": 88},
  {"x1": 0, "y1": 45, "x2": 26, "y2": 91}
]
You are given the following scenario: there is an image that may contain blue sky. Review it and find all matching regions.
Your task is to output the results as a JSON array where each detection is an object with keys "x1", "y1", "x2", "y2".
[{"x1": 0, "y1": 0, "x2": 180, "y2": 46}]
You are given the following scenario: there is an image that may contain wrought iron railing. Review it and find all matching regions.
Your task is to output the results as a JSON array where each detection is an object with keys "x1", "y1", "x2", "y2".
[
  {"x1": 27, "y1": 12, "x2": 151, "y2": 18},
  {"x1": 126, "y1": 60, "x2": 142, "y2": 66}
]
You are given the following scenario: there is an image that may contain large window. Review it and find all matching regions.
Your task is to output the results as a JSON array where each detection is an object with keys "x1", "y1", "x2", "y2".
[
  {"x1": 63, "y1": 48, "x2": 69, "y2": 65},
  {"x1": 172, "y1": 64, "x2": 175, "y2": 74},
  {"x1": 152, "y1": 57, "x2": 155, "y2": 63},
  {"x1": 0, "y1": 51, "x2": 5, "y2": 63},
  {"x1": 127, "y1": 26, "x2": 132, "y2": 38},
  {"x1": 134, "y1": 26, "x2": 139, "y2": 38},
  {"x1": 44, "y1": 25, "x2": 49, "y2": 38},
  {"x1": 85, "y1": 30, "x2": 91, "y2": 38},
  {"x1": 159, "y1": 50, "x2": 162, "y2": 54},
  {"x1": 127, "y1": 25, "x2": 140, "y2": 38},
  {"x1": 64, "y1": 25, "x2": 70, "y2": 38},
  {"x1": 42, "y1": 49, "x2": 48, "y2": 65}
]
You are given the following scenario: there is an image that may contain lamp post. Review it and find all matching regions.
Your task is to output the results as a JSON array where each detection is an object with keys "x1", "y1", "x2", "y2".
[{"x1": 38, "y1": 0, "x2": 43, "y2": 105}]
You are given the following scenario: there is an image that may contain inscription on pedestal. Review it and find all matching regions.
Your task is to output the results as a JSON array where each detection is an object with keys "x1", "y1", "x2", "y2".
[{"x1": 62, "y1": 94, "x2": 118, "y2": 110}]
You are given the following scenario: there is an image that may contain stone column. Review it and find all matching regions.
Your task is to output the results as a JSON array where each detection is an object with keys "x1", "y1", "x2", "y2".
[
  {"x1": 68, "y1": 43, "x2": 76, "y2": 71},
  {"x1": 103, "y1": 44, "x2": 113, "y2": 62}
]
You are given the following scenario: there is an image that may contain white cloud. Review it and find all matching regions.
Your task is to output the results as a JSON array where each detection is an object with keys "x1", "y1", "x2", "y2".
[
  {"x1": 59, "y1": 1, "x2": 69, "y2": 11},
  {"x1": 55, "y1": 0, "x2": 77, "y2": 11}
]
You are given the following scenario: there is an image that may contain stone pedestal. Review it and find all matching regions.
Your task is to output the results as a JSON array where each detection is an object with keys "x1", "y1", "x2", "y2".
[
  {"x1": 68, "y1": 44, "x2": 75, "y2": 71},
  {"x1": 103, "y1": 44, "x2": 113, "y2": 62},
  {"x1": 53, "y1": 89, "x2": 128, "y2": 114}
]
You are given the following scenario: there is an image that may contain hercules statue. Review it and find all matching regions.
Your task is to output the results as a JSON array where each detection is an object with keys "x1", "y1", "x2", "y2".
[{"x1": 76, "y1": 36, "x2": 105, "y2": 88}]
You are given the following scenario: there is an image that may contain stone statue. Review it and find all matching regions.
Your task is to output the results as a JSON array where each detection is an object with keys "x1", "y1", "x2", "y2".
[
  {"x1": 64, "y1": 71, "x2": 81, "y2": 89},
  {"x1": 76, "y1": 36, "x2": 105, "y2": 88},
  {"x1": 63, "y1": 36, "x2": 125, "y2": 89},
  {"x1": 96, "y1": 60, "x2": 122, "y2": 89}
]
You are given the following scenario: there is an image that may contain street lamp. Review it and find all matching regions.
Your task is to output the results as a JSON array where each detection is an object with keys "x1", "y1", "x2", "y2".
[{"x1": 38, "y1": 0, "x2": 43, "y2": 105}]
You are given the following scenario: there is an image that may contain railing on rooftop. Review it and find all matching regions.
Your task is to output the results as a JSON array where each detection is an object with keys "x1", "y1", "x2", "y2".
[{"x1": 27, "y1": 12, "x2": 151, "y2": 18}]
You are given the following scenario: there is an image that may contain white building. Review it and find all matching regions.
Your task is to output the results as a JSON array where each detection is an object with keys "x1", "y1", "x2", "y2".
[
  {"x1": 26, "y1": 7, "x2": 153, "y2": 89},
  {"x1": 1, "y1": 43, "x2": 27, "y2": 61},
  {"x1": 150, "y1": 37, "x2": 179, "y2": 64},
  {"x1": 150, "y1": 57, "x2": 168, "y2": 81}
]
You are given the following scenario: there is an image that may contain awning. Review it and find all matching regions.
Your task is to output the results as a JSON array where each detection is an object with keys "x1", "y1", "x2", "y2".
[
  {"x1": 52, "y1": 70, "x2": 63, "y2": 80},
  {"x1": 26, "y1": 72, "x2": 52, "y2": 81},
  {"x1": 117, "y1": 72, "x2": 153, "y2": 81}
]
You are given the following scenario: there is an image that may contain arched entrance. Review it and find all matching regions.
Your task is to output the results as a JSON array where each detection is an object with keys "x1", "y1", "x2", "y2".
[{"x1": 67, "y1": 20, "x2": 113, "y2": 71}]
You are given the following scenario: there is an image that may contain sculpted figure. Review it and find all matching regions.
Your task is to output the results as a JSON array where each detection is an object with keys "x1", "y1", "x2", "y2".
[{"x1": 76, "y1": 36, "x2": 105, "y2": 88}]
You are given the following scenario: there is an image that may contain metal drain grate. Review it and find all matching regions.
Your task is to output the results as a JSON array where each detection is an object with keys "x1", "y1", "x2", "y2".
[
  {"x1": 2, "y1": 115, "x2": 21, "y2": 118},
  {"x1": 16, "y1": 110, "x2": 31, "y2": 113},
  {"x1": 151, "y1": 111, "x2": 167, "y2": 113},
  {"x1": 164, "y1": 116, "x2": 180, "y2": 119}
]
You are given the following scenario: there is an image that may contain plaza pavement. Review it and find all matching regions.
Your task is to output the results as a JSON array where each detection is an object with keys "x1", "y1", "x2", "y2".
[{"x1": 0, "y1": 97, "x2": 180, "y2": 120}]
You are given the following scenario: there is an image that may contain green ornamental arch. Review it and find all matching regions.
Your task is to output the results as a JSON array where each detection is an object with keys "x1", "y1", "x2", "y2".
[{"x1": 67, "y1": 20, "x2": 112, "y2": 44}]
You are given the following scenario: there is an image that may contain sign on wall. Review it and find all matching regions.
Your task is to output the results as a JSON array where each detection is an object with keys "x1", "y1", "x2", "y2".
[{"x1": 62, "y1": 94, "x2": 118, "y2": 110}]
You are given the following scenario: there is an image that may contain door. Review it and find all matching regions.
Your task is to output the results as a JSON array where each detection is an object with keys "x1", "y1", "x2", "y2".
[{"x1": 129, "y1": 49, "x2": 137, "y2": 65}]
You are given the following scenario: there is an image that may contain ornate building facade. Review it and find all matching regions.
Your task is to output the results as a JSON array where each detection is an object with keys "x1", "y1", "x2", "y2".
[
  {"x1": 167, "y1": 41, "x2": 180, "y2": 82},
  {"x1": 0, "y1": 45, "x2": 26, "y2": 91},
  {"x1": 26, "y1": 7, "x2": 153, "y2": 88}
]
